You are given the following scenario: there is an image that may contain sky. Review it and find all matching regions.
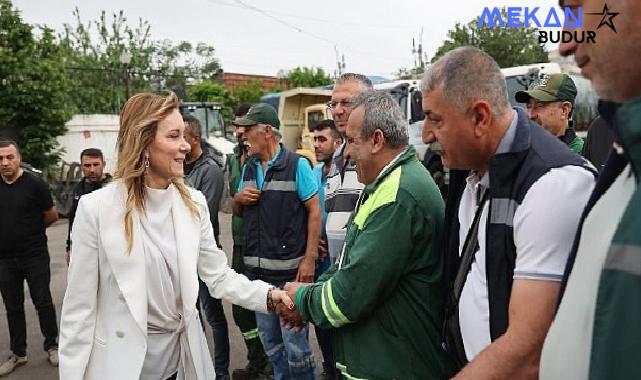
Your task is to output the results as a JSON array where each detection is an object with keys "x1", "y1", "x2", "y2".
[{"x1": 12, "y1": 0, "x2": 561, "y2": 78}]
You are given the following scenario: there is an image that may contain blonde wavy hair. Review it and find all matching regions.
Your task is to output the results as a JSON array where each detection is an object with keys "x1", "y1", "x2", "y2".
[{"x1": 115, "y1": 91, "x2": 199, "y2": 253}]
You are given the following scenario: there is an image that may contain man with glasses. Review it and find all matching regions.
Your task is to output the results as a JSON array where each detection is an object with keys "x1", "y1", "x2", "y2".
[
  {"x1": 516, "y1": 73, "x2": 584, "y2": 154},
  {"x1": 324, "y1": 73, "x2": 373, "y2": 264}
]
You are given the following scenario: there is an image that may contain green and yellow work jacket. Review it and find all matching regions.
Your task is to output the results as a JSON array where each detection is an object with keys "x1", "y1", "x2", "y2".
[{"x1": 295, "y1": 146, "x2": 456, "y2": 379}]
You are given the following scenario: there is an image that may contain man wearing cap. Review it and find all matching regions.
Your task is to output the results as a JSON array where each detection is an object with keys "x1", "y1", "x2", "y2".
[
  {"x1": 516, "y1": 73, "x2": 584, "y2": 154},
  {"x1": 227, "y1": 103, "x2": 272, "y2": 380},
  {"x1": 233, "y1": 103, "x2": 321, "y2": 380}
]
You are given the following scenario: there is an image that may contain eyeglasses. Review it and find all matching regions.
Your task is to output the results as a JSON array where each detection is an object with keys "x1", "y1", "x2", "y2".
[{"x1": 327, "y1": 99, "x2": 356, "y2": 110}]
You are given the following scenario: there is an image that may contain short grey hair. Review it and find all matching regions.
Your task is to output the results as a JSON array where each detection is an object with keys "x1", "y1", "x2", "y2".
[
  {"x1": 421, "y1": 47, "x2": 511, "y2": 118},
  {"x1": 336, "y1": 73, "x2": 373, "y2": 91},
  {"x1": 353, "y1": 91, "x2": 409, "y2": 149}
]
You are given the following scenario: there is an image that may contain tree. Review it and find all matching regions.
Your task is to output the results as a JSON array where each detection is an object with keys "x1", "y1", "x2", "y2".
[
  {"x1": 431, "y1": 7, "x2": 548, "y2": 68},
  {"x1": 233, "y1": 80, "x2": 265, "y2": 104},
  {"x1": 188, "y1": 80, "x2": 236, "y2": 125},
  {"x1": 283, "y1": 66, "x2": 332, "y2": 88},
  {"x1": 59, "y1": 7, "x2": 223, "y2": 113},
  {"x1": 0, "y1": 0, "x2": 73, "y2": 169},
  {"x1": 59, "y1": 8, "x2": 155, "y2": 113}
]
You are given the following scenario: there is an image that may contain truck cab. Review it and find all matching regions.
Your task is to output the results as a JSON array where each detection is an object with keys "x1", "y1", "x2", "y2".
[
  {"x1": 180, "y1": 102, "x2": 235, "y2": 158},
  {"x1": 260, "y1": 88, "x2": 333, "y2": 165}
]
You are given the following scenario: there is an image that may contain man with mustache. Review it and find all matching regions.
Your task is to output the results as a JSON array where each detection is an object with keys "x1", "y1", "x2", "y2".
[
  {"x1": 233, "y1": 103, "x2": 321, "y2": 380},
  {"x1": 226, "y1": 103, "x2": 271, "y2": 380}
]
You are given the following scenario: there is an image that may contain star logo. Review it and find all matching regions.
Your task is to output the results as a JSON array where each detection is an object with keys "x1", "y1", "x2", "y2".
[{"x1": 585, "y1": 4, "x2": 619, "y2": 33}]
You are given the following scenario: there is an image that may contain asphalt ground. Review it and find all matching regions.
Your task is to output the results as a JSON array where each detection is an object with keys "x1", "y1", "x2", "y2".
[{"x1": 0, "y1": 212, "x2": 323, "y2": 379}]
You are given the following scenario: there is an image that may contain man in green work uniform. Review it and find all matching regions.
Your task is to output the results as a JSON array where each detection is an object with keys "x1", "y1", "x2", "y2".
[{"x1": 283, "y1": 92, "x2": 456, "y2": 379}]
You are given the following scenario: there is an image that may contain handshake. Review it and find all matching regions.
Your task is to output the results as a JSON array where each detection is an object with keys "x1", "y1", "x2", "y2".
[{"x1": 269, "y1": 282, "x2": 308, "y2": 330}]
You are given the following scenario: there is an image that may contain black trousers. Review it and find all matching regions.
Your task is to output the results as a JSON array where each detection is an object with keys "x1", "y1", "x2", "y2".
[{"x1": 0, "y1": 254, "x2": 58, "y2": 356}]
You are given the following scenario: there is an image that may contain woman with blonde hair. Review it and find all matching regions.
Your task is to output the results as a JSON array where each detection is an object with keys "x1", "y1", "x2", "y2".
[{"x1": 58, "y1": 92, "x2": 292, "y2": 380}]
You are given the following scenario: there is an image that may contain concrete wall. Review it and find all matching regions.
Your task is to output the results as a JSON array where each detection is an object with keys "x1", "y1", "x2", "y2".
[{"x1": 58, "y1": 114, "x2": 120, "y2": 173}]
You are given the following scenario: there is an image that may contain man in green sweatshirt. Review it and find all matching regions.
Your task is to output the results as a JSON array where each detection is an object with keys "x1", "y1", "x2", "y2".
[{"x1": 282, "y1": 91, "x2": 456, "y2": 379}]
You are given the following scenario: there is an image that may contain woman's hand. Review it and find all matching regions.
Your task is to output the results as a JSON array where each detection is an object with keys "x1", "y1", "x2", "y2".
[{"x1": 269, "y1": 288, "x2": 294, "y2": 311}]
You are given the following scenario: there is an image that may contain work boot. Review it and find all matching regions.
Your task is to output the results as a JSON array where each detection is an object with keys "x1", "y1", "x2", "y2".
[
  {"x1": 0, "y1": 354, "x2": 27, "y2": 376},
  {"x1": 232, "y1": 364, "x2": 261, "y2": 380},
  {"x1": 47, "y1": 348, "x2": 59, "y2": 367}
]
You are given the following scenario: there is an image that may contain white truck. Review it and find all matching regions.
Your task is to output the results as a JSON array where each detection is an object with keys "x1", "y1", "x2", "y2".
[
  {"x1": 374, "y1": 63, "x2": 598, "y2": 197},
  {"x1": 54, "y1": 103, "x2": 235, "y2": 215}
]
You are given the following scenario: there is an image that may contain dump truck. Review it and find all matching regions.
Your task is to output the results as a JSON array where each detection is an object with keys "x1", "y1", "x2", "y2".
[{"x1": 261, "y1": 88, "x2": 333, "y2": 165}]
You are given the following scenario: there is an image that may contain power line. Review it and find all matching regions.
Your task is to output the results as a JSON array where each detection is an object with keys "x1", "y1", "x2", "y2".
[
  {"x1": 206, "y1": 0, "x2": 407, "y2": 63},
  {"x1": 207, "y1": 0, "x2": 414, "y2": 29},
  {"x1": 232, "y1": 0, "x2": 338, "y2": 46}
]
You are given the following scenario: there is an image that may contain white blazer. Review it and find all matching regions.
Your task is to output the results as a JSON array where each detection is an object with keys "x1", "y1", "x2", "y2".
[{"x1": 59, "y1": 181, "x2": 271, "y2": 380}]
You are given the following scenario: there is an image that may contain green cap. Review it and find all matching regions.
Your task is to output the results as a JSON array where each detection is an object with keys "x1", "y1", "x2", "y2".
[
  {"x1": 515, "y1": 73, "x2": 577, "y2": 104},
  {"x1": 234, "y1": 103, "x2": 280, "y2": 129}
]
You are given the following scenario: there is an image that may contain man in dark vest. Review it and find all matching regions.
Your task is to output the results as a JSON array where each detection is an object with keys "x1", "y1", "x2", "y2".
[
  {"x1": 233, "y1": 103, "x2": 321, "y2": 380},
  {"x1": 422, "y1": 47, "x2": 596, "y2": 379},
  {"x1": 515, "y1": 73, "x2": 584, "y2": 154},
  {"x1": 227, "y1": 103, "x2": 271, "y2": 380}
]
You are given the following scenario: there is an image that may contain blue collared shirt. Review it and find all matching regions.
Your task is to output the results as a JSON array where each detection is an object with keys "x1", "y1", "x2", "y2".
[{"x1": 238, "y1": 145, "x2": 318, "y2": 202}]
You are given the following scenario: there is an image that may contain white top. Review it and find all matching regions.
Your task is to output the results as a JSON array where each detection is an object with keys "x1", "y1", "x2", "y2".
[
  {"x1": 139, "y1": 185, "x2": 182, "y2": 380},
  {"x1": 457, "y1": 113, "x2": 596, "y2": 360},
  {"x1": 540, "y1": 164, "x2": 636, "y2": 380}
]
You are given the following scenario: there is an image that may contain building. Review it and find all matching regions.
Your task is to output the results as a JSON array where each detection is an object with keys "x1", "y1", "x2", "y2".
[{"x1": 223, "y1": 72, "x2": 290, "y2": 92}]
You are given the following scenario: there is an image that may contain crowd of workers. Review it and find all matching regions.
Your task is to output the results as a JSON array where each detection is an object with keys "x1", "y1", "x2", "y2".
[{"x1": 0, "y1": 0, "x2": 640, "y2": 378}]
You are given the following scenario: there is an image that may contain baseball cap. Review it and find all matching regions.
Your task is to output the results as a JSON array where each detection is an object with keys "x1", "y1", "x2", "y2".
[
  {"x1": 515, "y1": 73, "x2": 577, "y2": 104},
  {"x1": 234, "y1": 103, "x2": 280, "y2": 129}
]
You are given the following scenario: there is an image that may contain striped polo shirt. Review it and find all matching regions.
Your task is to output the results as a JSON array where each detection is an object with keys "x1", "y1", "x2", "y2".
[{"x1": 324, "y1": 142, "x2": 364, "y2": 262}]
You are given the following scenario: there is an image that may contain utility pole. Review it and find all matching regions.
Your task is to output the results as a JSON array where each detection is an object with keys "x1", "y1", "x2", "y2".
[
  {"x1": 411, "y1": 29, "x2": 425, "y2": 75},
  {"x1": 120, "y1": 52, "x2": 132, "y2": 100},
  {"x1": 334, "y1": 46, "x2": 346, "y2": 78}
]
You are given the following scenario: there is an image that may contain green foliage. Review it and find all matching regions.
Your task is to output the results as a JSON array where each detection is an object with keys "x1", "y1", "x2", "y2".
[
  {"x1": 233, "y1": 79, "x2": 265, "y2": 104},
  {"x1": 0, "y1": 0, "x2": 73, "y2": 169},
  {"x1": 284, "y1": 66, "x2": 332, "y2": 88},
  {"x1": 188, "y1": 81, "x2": 236, "y2": 125},
  {"x1": 59, "y1": 8, "x2": 154, "y2": 113},
  {"x1": 59, "y1": 7, "x2": 222, "y2": 113},
  {"x1": 431, "y1": 7, "x2": 548, "y2": 68}
]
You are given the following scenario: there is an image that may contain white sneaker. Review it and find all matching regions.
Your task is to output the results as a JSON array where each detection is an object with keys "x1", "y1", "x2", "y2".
[
  {"x1": 47, "y1": 348, "x2": 59, "y2": 367},
  {"x1": 0, "y1": 354, "x2": 27, "y2": 376}
]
